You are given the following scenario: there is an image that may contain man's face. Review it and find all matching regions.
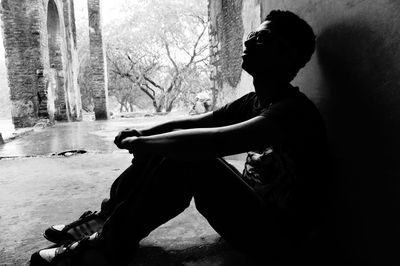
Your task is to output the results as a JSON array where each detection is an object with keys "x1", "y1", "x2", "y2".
[{"x1": 242, "y1": 21, "x2": 293, "y2": 78}]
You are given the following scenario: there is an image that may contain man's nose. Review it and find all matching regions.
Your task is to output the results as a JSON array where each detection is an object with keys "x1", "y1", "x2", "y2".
[{"x1": 244, "y1": 38, "x2": 254, "y2": 49}]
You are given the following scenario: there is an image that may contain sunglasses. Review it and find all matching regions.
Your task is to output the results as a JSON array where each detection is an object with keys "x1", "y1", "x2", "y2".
[
  {"x1": 246, "y1": 30, "x2": 293, "y2": 54},
  {"x1": 246, "y1": 30, "x2": 275, "y2": 45}
]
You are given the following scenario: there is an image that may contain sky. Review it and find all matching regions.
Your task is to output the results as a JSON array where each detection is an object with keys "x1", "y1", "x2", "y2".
[{"x1": 75, "y1": 0, "x2": 125, "y2": 26}]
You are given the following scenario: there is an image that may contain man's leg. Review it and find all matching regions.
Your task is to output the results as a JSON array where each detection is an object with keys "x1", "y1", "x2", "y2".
[
  {"x1": 193, "y1": 159, "x2": 290, "y2": 260},
  {"x1": 98, "y1": 156, "x2": 196, "y2": 264},
  {"x1": 33, "y1": 156, "x2": 193, "y2": 266},
  {"x1": 43, "y1": 155, "x2": 164, "y2": 244},
  {"x1": 98, "y1": 157, "x2": 288, "y2": 264},
  {"x1": 33, "y1": 157, "x2": 290, "y2": 265},
  {"x1": 100, "y1": 155, "x2": 164, "y2": 217}
]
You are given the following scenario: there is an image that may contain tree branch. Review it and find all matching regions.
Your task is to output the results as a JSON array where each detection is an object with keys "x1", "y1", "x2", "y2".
[
  {"x1": 185, "y1": 20, "x2": 208, "y2": 67},
  {"x1": 140, "y1": 83, "x2": 156, "y2": 99},
  {"x1": 192, "y1": 54, "x2": 210, "y2": 65},
  {"x1": 143, "y1": 76, "x2": 165, "y2": 92},
  {"x1": 164, "y1": 41, "x2": 179, "y2": 73}
]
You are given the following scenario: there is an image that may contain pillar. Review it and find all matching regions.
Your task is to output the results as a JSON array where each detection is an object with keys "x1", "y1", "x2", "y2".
[
  {"x1": 0, "y1": 0, "x2": 44, "y2": 128},
  {"x1": 87, "y1": 0, "x2": 109, "y2": 120}
]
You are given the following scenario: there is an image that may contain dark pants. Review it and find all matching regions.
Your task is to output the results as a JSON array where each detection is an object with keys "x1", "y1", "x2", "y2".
[{"x1": 98, "y1": 155, "x2": 291, "y2": 264}]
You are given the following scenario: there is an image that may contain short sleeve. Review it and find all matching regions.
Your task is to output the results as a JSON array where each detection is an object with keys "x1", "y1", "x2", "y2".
[
  {"x1": 259, "y1": 98, "x2": 302, "y2": 122},
  {"x1": 212, "y1": 92, "x2": 256, "y2": 126},
  {"x1": 258, "y1": 96, "x2": 309, "y2": 142}
]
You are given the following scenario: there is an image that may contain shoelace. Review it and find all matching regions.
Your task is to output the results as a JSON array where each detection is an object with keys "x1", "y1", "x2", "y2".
[
  {"x1": 55, "y1": 236, "x2": 91, "y2": 260},
  {"x1": 53, "y1": 233, "x2": 104, "y2": 264},
  {"x1": 64, "y1": 211, "x2": 98, "y2": 230}
]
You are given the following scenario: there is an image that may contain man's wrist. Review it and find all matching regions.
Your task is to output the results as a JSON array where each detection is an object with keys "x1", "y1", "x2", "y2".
[
  {"x1": 137, "y1": 129, "x2": 147, "y2": 137},
  {"x1": 132, "y1": 136, "x2": 147, "y2": 155}
]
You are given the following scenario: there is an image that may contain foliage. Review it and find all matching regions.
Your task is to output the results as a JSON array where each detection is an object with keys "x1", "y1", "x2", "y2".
[
  {"x1": 108, "y1": 68, "x2": 152, "y2": 112},
  {"x1": 104, "y1": 0, "x2": 211, "y2": 113}
]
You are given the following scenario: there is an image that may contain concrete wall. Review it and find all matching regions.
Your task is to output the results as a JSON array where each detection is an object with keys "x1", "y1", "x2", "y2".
[
  {"x1": 209, "y1": 0, "x2": 400, "y2": 264},
  {"x1": 0, "y1": 0, "x2": 81, "y2": 128}
]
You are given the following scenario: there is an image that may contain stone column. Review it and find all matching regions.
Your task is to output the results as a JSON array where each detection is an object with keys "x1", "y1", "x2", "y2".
[
  {"x1": 0, "y1": 0, "x2": 44, "y2": 128},
  {"x1": 87, "y1": 0, "x2": 109, "y2": 120}
]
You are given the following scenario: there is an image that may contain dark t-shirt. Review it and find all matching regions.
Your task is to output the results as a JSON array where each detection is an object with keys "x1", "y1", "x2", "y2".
[{"x1": 213, "y1": 86, "x2": 328, "y2": 225}]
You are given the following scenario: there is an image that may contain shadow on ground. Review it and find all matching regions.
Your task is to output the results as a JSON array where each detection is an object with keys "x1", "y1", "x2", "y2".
[{"x1": 132, "y1": 240, "x2": 252, "y2": 266}]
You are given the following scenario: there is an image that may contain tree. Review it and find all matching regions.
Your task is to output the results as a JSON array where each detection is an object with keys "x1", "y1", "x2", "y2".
[
  {"x1": 105, "y1": 0, "x2": 211, "y2": 113},
  {"x1": 108, "y1": 68, "x2": 152, "y2": 112}
]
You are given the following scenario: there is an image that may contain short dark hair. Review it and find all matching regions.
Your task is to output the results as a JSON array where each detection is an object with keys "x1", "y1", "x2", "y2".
[{"x1": 265, "y1": 10, "x2": 316, "y2": 70}]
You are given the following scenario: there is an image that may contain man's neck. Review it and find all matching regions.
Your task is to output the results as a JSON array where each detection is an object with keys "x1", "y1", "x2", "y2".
[{"x1": 253, "y1": 77, "x2": 290, "y2": 101}]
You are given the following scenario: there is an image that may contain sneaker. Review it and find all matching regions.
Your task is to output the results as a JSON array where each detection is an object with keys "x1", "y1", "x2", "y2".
[
  {"x1": 43, "y1": 211, "x2": 105, "y2": 243},
  {"x1": 30, "y1": 232, "x2": 107, "y2": 266}
]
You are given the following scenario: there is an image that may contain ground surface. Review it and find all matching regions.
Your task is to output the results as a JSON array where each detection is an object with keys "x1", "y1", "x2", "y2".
[{"x1": 0, "y1": 115, "x2": 254, "y2": 266}]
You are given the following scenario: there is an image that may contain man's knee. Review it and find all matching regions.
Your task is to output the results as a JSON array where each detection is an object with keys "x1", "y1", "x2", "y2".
[
  {"x1": 193, "y1": 189, "x2": 220, "y2": 219},
  {"x1": 131, "y1": 154, "x2": 164, "y2": 165}
]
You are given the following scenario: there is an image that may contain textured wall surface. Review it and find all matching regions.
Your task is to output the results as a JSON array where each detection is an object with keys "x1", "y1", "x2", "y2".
[
  {"x1": 0, "y1": 0, "x2": 81, "y2": 128},
  {"x1": 209, "y1": 0, "x2": 400, "y2": 264},
  {"x1": 88, "y1": 0, "x2": 109, "y2": 120},
  {"x1": 1, "y1": 0, "x2": 44, "y2": 127},
  {"x1": 209, "y1": 0, "x2": 246, "y2": 106}
]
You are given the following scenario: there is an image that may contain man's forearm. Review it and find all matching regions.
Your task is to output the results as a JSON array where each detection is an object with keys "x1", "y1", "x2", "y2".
[
  {"x1": 140, "y1": 113, "x2": 216, "y2": 136},
  {"x1": 134, "y1": 128, "x2": 222, "y2": 159},
  {"x1": 140, "y1": 120, "x2": 180, "y2": 136},
  {"x1": 123, "y1": 115, "x2": 274, "y2": 160}
]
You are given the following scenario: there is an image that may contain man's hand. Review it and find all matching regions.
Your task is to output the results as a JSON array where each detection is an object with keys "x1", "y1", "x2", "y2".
[
  {"x1": 120, "y1": 136, "x2": 140, "y2": 155},
  {"x1": 114, "y1": 128, "x2": 142, "y2": 149}
]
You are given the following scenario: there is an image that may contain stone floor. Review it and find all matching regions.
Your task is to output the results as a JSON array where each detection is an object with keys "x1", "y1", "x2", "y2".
[
  {"x1": 0, "y1": 116, "x2": 260, "y2": 266},
  {"x1": 0, "y1": 153, "x2": 253, "y2": 265}
]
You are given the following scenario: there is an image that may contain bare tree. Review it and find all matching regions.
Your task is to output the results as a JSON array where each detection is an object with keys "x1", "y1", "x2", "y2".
[{"x1": 105, "y1": 0, "x2": 211, "y2": 113}]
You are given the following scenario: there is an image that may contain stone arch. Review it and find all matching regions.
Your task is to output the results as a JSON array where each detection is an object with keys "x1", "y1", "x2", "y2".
[
  {"x1": 0, "y1": 0, "x2": 80, "y2": 128},
  {"x1": 46, "y1": 0, "x2": 69, "y2": 121}
]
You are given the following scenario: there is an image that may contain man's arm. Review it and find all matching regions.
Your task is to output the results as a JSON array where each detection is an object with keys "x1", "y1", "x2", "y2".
[
  {"x1": 115, "y1": 93, "x2": 251, "y2": 147},
  {"x1": 140, "y1": 112, "x2": 217, "y2": 136},
  {"x1": 114, "y1": 112, "x2": 217, "y2": 148},
  {"x1": 121, "y1": 115, "x2": 283, "y2": 160}
]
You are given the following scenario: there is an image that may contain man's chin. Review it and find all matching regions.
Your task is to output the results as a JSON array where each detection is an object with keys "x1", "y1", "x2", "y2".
[{"x1": 242, "y1": 62, "x2": 255, "y2": 76}]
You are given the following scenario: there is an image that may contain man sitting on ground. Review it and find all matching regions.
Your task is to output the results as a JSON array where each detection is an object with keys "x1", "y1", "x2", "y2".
[{"x1": 31, "y1": 10, "x2": 328, "y2": 266}]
